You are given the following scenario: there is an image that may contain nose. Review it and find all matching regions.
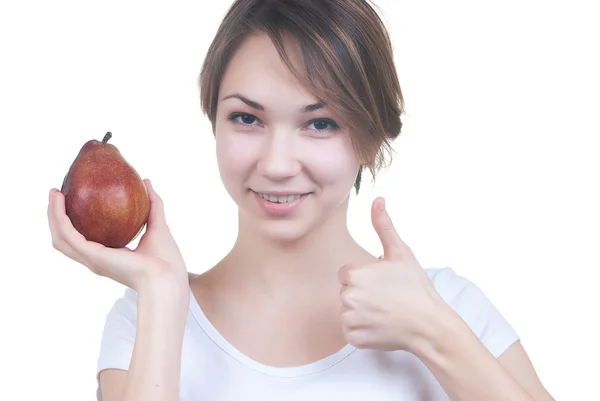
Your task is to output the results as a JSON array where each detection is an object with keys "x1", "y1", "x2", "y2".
[{"x1": 256, "y1": 130, "x2": 302, "y2": 181}]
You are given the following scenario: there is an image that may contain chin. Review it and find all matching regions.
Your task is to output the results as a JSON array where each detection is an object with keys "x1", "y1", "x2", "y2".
[
  {"x1": 236, "y1": 193, "x2": 318, "y2": 244},
  {"x1": 255, "y1": 219, "x2": 314, "y2": 244},
  {"x1": 234, "y1": 187, "x2": 345, "y2": 244}
]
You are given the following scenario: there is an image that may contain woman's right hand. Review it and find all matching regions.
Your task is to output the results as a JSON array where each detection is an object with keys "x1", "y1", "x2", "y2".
[{"x1": 48, "y1": 178, "x2": 188, "y2": 292}]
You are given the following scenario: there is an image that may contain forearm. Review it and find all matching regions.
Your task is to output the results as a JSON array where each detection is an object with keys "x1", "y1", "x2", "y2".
[
  {"x1": 121, "y1": 277, "x2": 190, "y2": 401},
  {"x1": 412, "y1": 304, "x2": 534, "y2": 401}
]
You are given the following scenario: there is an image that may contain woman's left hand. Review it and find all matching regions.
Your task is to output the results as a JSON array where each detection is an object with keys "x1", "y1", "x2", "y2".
[{"x1": 338, "y1": 197, "x2": 447, "y2": 352}]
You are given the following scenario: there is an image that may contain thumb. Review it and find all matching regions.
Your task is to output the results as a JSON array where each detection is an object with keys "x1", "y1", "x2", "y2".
[
  {"x1": 371, "y1": 197, "x2": 406, "y2": 260},
  {"x1": 144, "y1": 179, "x2": 168, "y2": 230}
]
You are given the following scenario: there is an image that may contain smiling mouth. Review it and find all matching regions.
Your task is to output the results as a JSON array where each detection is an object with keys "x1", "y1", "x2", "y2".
[{"x1": 253, "y1": 191, "x2": 311, "y2": 204}]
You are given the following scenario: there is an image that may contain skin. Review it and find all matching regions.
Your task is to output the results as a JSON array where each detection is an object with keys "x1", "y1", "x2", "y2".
[
  {"x1": 47, "y1": 32, "x2": 555, "y2": 400},
  {"x1": 192, "y1": 32, "x2": 380, "y2": 367},
  {"x1": 191, "y1": 34, "x2": 555, "y2": 400}
]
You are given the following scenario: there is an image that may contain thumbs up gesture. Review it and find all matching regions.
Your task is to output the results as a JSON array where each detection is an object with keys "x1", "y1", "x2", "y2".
[{"x1": 338, "y1": 197, "x2": 445, "y2": 352}]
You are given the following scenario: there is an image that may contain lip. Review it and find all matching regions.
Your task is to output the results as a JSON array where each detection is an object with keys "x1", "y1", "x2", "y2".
[
  {"x1": 252, "y1": 190, "x2": 311, "y2": 216},
  {"x1": 252, "y1": 190, "x2": 311, "y2": 196}
]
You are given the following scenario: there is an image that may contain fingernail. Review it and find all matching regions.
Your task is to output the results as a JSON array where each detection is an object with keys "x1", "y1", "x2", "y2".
[{"x1": 380, "y1": 198, "x2": 386, "y2": 211}]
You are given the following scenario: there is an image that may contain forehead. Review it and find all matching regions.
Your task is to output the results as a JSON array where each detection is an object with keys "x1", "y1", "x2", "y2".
[{"x1": 218, "y1": 33, "x2": 319, "y2": 110}]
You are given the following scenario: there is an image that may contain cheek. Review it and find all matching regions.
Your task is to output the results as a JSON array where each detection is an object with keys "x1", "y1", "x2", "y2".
[
  {"x1": 215, "y1": 131, "x2": 257, "y2": 184},
  {"x1": 303, "y1": 138, "x2": 359, "y2": 187}
]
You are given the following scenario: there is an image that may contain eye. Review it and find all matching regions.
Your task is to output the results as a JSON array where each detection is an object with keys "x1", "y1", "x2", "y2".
[
  {"x1": 228, "y1": 112, "x2": 261, "y2": 127},
  {"x1": 306, "y1": 118, "x2": 340, "y2": 133}
]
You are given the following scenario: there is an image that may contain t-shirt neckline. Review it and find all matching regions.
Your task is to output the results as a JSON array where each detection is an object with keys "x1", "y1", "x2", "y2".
[{"x1": 188, "y1": 289, "x2": 357, "y2": 378}]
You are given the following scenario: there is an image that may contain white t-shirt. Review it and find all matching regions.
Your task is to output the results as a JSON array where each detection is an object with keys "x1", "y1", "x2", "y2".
[{"x1": 96, "y1": 267, "x2": 519, "y2": 401}]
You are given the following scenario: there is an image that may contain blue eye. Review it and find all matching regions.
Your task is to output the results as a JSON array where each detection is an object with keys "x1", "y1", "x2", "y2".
[
  {"x1": 229, "y1": 112, "x2": 259, "y2": 126},
  {"x1": 227, "y1": 113, "x2": 340, "y2": 134},
  {"x1": 308, "y1": 119, "x2": 339, "y2": 132}
]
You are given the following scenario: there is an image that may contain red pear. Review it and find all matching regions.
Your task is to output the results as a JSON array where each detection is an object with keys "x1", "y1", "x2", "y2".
[{"x1": 61, "y1": 132, "x2": 150, "y2": 248}]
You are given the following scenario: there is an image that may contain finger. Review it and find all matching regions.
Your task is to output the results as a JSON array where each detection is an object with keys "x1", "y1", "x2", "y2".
[
  {"x1": 48, "y1": 188, "x2": 149, "y2": 285},
  {"x1": 339, "y1": 284, "x2": 348, "y2": 299},
  {"x1": 47, "y1": 188, "x2": 59, "y2": 235},
  {"x1": 49, "y1": 188, "x2": 100, "y2": 265},
  {"x1": 337, "y1": 264, "x2": 353, "y2": 286},
  {"x1": 144, "y1": 179, "x2": 168, "y2": 230},
  {"x1": 371, "y1": 197, "x2": 408, "y2": 260},
  {"x1": 339, "y1": 285, "x2": 361, "y2": 309},
  {"x1": 48, "y1": 189, "x2": 76, "y2": 255},
  {"x1": 50, "y1": 191, "x2": 138, "y2": 274}
]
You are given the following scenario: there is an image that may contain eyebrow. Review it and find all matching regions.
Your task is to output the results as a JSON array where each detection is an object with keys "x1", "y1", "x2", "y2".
[{"x1": 221, "y1": 93, "x2": 325, "y2": 113}]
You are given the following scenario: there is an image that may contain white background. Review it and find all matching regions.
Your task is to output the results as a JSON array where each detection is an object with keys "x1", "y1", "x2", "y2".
[{"x1": 1, "y1": 0, "x2": 598, "y2": 399}]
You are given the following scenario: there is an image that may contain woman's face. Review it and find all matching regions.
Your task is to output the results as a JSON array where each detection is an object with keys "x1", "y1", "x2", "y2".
[{"x1": 215, "y1": 33, "x2": 360, "y2": 243}]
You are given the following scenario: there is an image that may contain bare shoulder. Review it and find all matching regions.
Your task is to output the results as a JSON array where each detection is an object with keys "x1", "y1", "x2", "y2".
[{"x1": 98, "y1": 369, "x2": 128, "y2": 401}]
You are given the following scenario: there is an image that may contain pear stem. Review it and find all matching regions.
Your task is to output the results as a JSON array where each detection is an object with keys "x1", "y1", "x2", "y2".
[{"x1": 102, "y1": 132, "x2": 112, "y2": 144}]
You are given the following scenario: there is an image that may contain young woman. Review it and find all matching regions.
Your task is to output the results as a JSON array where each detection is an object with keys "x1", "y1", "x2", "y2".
[{"x1": 48, "y1": 1, "x2": 554, "y2": 400}]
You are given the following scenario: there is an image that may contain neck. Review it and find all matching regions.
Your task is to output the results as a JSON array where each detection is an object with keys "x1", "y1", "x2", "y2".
[{"x1": 218, "y1": 198, "x2": 377, "y2": 298}]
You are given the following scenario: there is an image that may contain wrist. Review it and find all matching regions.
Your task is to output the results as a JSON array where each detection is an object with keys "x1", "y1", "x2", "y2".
[
  {"x1": 136, "y1": 261, "x2": 188, "y2": 289},
  {"x1": 136, "y1": 268, "x2": 190, "y2": 308},
  {"x1": 405, "y1": 298, "x2": 462, "y2": 358}
]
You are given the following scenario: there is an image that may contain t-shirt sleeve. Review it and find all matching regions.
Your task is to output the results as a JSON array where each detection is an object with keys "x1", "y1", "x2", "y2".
[
  {"x1": 96, "y1": 287, "x2": 138, "y2": 384},
  {"x1": 428, "y1": 267, "x2": 520, "y2": 358}
]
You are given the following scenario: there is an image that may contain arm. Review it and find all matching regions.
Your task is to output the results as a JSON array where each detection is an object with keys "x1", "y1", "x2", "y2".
[
  {"x1": 338, "y1": 200, "x2": 554, "y2": 400},
  {"x1": 412, "y1": 303, "x2": 555, "y2": 401},
  {"x1": 99, "y1": 275, "x2": 189, "y2": 401},
  {"x1": 48, "y1": 180, "x2": 191, "y2": 400}
]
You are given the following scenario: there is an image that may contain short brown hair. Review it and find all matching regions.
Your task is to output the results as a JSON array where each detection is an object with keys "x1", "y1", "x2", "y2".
[{"x1": 198, "y1": 0, "x2": 405, "y2": 192}]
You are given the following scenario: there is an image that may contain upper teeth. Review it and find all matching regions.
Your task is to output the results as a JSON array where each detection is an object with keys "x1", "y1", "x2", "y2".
[{"x1": 258, "y1": 193, "x2": 302, "y2": 203}]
